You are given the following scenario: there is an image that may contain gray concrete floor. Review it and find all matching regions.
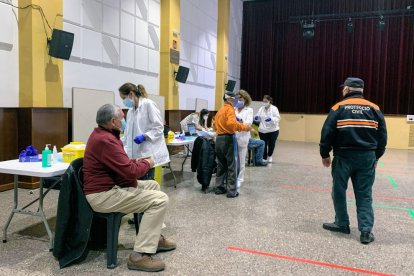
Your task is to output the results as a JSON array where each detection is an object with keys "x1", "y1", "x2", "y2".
[{"x1": 0, "y1": 141, "x2": 413, "y2": 275}]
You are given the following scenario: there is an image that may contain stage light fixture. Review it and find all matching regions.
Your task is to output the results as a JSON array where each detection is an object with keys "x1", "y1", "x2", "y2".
[
  {"x1": 346, "y1": 18, "x2": 354, "y2": 33},
  {"x1": 378, "y1": 16, "x2": 386, "y2": 31},
  {"x1": 302, "y1": 21, "x2": 315, "y2": 39}
]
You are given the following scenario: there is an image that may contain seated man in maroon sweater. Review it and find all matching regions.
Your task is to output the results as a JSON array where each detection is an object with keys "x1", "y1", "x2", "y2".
[{"x1": 83, "y1": 104, "x2": 175, "y2": 272}]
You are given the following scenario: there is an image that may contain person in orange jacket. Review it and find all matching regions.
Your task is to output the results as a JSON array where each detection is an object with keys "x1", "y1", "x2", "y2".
[{"x1": 213, "y1": 91, "x2": 251, "y2": 198}]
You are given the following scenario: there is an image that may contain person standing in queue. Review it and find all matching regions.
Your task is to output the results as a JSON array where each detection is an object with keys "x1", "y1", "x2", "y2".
[
  {"x1": 254, "y1": 95, "x2": 281, "y2": 163},
  {"x1": 213, "y1": 91, "x2": 251, "y2": 198},
  {"x1": 320, "y1": 77, "x2": 387, "y2": 244},
  {"x1": 118, "y1": 83, "x2": 170, "y2": 180}
]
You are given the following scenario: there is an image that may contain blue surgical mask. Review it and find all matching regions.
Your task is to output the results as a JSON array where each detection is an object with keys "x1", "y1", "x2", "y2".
[
  {"x1": 232, "y1": 98, "x2": 238, "y2": 106},
  {"x1": 121, "y1": 118, "x2": 126, "y2": 132},
  {"x1": 123, "y1": 97, "x2": 134, "y2": 108},
  {"x1": 235, "y1": 101, "x2": 244, "y2": 108}
]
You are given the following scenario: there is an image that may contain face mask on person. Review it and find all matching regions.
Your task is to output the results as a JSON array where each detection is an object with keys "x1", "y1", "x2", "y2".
[
  {"x1": 203, "y1": 115, "x2": 208, "y2": 120},
  {"x1": 232, "y1": 98, "x2": 239, "y2": 106},
  {"x1": 123, "y1": 97, "x2": 134, "y2": 108},
  {"x1": 235, "y1": 100, "x2": 244, "y2": 108},
  {"x1": 263, "y1": 101, "x2": 270, "y2": 108},
  {"x1": 120, "y1": 118, "x2": 126, "y2": 132}
]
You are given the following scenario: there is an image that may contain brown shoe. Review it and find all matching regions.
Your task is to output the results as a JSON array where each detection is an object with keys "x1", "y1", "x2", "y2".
[
  {"x1": 157, "y1": 235, "x2": 177, "y2": 252},
  {"x1": 127, "y1": 252, "x2": 165, "y2": 272}
]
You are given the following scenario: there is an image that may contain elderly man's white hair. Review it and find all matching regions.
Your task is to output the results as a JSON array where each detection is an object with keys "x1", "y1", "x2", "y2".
[{"x1": 96, "y1": 104, "x2": 120, "y2": 126}]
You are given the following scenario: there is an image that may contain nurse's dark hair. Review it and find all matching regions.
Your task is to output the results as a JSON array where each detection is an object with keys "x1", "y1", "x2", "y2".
[
  {"x1": 119, "y1": 83, "x2": 148, "y2": 98},
  {"x1": 96, "y1": 104, "x2": 118, "y2": 126},
  {"x1": 200, "y1": 109, "x2": 209, "y2": 117},
  {"x1": 263, "y1": 95, "x2": 273, "y2": 104}
]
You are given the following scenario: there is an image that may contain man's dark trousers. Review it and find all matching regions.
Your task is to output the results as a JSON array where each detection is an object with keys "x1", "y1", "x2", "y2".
[
  {"x1": 331, "y1": 150, "x2": 376, "y2": 232},
  {"x1": 215, "y1": 135, "x2": 238, "y2": 196}
]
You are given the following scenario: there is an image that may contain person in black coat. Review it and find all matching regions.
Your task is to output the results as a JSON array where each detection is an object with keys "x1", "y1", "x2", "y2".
[{"x1": 191, "y1": 136, "x2": 216, "y2": 192}]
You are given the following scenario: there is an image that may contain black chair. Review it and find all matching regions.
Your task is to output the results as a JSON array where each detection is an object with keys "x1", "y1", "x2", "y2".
[{"x1": 72, "y1": 158, "x2": 141, "y2": 269}]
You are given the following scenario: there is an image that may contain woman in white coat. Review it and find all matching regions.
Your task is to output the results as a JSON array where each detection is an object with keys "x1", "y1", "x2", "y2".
[
  {"x1": 254, "y1": 95, "x2": 280, "y2": 163},
  {"x1": 235, "y1": 90, "x2": 254, "y2": 188},
  {"x1": 119, "y1": 83, "x2": 170, "y2": 179}
]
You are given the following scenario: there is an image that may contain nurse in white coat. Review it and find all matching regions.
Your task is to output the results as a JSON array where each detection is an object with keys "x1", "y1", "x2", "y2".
[
  {"x1": 119, "y1": 83, "x2": 170, "y2": 179},
  {"x1": 254, "y1": 95, "x2": 280, "y2": 163},
  {"x1": 235, "y1": 90, "x2": 254, "y2": 188}
]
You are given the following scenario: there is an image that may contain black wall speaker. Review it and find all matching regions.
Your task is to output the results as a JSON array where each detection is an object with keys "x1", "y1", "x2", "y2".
[
  {"x1": 175, "y1": 66, "x2": 190, "y2": 83},
  {"x1": 48, "y1": 29, "x2": 74, "y2": 60},
  {"x1": 226, "y1": 80, "x2": 236, "y2": 92}
]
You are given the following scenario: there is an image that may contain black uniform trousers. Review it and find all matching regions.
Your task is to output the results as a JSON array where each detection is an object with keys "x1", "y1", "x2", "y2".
[{"x1": 331, "y1": 150, "x2": 376, "y2": 232}]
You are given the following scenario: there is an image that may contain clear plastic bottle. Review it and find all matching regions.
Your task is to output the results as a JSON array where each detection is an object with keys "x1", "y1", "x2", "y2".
[{"x1": 52, "y1": 145, "x2": 58, "y2": 163}]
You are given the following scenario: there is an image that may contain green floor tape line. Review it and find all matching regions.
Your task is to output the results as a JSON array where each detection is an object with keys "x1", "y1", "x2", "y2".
[
  {"x1": 387, "y1": 175, "x2": 398, "y2": 189},
  {"x1": 347, "y1": 202, "x2": 414, "y2": 220}
]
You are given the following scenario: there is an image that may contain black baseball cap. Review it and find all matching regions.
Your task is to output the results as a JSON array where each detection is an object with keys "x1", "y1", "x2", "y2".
[{"x1": 340, "y1": 77, "x2": 364, "y2": 89}]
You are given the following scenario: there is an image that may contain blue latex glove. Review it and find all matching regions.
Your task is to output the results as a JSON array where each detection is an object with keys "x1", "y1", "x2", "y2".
[
  {"x1": 254, "y1": 116, "x2": 260, "y2": 121},
  {"x1": 134, "y1": 134, "x2": 146, "y2": 144},
  {"x1": 265, "y1": 117, "x2": 271, "y2": 122}
]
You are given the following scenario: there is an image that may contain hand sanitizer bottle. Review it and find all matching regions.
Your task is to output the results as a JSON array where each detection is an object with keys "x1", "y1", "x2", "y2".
[
  {"x1": 42, "y1": 144, "x2": 52, "y2": 168},
  {"x1": 52, "y1": 145, "x2": 58, "y2": 163}
]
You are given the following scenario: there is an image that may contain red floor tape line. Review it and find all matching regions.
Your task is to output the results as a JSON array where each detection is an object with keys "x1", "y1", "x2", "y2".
[{"x1": 227, "y1": 246, "x2": 394, "y2": 276}]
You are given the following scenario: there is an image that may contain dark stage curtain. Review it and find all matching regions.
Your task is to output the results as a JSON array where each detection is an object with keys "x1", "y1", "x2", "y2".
[{"x1": 241, "y1": 0, "x2": 414, "y2": 114}]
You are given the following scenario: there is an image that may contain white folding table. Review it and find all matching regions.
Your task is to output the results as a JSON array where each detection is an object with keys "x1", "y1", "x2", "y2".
[
  {"x1": 167, "y1": 137, "x2": 196, "y2": 171},
  {"x1": 0, "y1": 159, "x2": 69, "y2": 250}
]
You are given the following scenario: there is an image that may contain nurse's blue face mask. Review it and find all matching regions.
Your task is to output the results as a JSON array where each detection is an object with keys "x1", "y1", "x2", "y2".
[
  {"x1": 121, "y1": 118, "x2": 126, "y2": 132},
  {"x1": 235, "y1": 100, "x2": 244, "y2": 108},
  {"x1": 123, "y1": 97, "x2": 134, "y2": 108}
]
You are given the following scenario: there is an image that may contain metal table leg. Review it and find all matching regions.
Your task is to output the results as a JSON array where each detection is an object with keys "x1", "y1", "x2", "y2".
[
  {"x1": 2, "y1": 175, "x2": 18, "y2": 243},
  {"x1": 181, "y1": 144, "x2": 192, "y2": 171},
  {"x1": 167, "y1": 162, "x2": 177, "y2": 188},
  {"x1": 2, "y1": 176, "x2": 57, "y2": 250}
]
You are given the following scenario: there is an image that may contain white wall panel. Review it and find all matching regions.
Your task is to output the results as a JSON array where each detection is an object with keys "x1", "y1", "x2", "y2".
[
  {"x1": 63, "y1": 22, "x2": 81, "y2": 58},
  {"x1": 102, "y1": 0, "x2": 119, "y2": 8},
  {"x1": 148, "y1": 49, "x2": 159, "y2": 74},
  {"x1": 135, "y1": 44, "x2": 148, "y2": 71},
  {"x1": 148, "y1": 25, "x2": 159, "y2": 50},
  {"x1": 63, "y1": 0, "x2": 81, "y2": 24},
  {"x1": 62, "y1": 0, "x2": 160, "y2": 107},
  {"x1": 64, "y1": 62, "x2": 159, "y2": 107},
  {"x1": 121, "y1": 0, "x2": 135, "y2": 14},
  {"x1": 82, "y1": 0, "x2": 102, "y2": 31},
  {"x1": 120, "y1": 11, "x2": 135, "y2": 41},
  {"x1": 180, "y1": 0, "x2": 217, "y2": 109},
  {"x1": 0, "y1": 0, "x2": 18, "y2": 107},
  {"x1": 148, "y1": 0, "x2": 160, "y2": 26},
  {"x1": 102, "y1": 35, "x2": 119, "y2": 65},
  {"x1": 228, "y1": 0, "x2": 243, "y2": 92},
  {"x1": 120, "y1": 40, "x2": 135, "y2": 68},
  {"x1": 82, "y1": 28, "x2": 102, "y2": 62},
  {"x1": 135, "y1": 18, "x2": 148, "y2": 45},
  {"x1": 103, "y1": 5, "x2": 119, "y2": 36}
]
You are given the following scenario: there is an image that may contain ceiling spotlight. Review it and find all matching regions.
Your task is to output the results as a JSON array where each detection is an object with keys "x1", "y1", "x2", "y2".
[
  {"x1": 346, "y1": 18, "x2": 354, "y2": 33},
  {"x1": 302, "y1": 21, "x2": 315, "y2": 39},
  {"x1": 378, "y1": 16, "x2": 385, "y2": 31}
]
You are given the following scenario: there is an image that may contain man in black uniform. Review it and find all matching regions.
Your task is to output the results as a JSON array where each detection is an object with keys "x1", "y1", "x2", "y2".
[{"x1": 320, "y1": 77, "x2": 387, "y2": 244}]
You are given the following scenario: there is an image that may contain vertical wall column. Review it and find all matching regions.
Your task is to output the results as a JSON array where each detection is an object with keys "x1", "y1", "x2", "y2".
[
  {"x1": 215, "y1": 0, "x2": 230, "y2": 110},
  {"x1": 19, "y1": 0, "x2": 63, "y2": 107},
  {"x1": 160, "y1": 0, "x2": 180, "y2": 110}
]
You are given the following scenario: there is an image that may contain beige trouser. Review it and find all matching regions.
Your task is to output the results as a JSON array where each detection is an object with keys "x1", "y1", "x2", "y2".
[{"x1": 86, "y1": 180, "x2": 168, "y2": 254}]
